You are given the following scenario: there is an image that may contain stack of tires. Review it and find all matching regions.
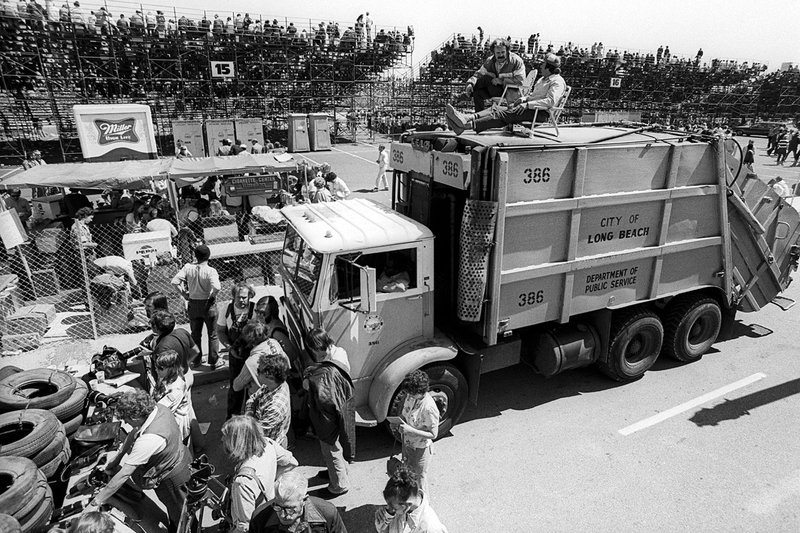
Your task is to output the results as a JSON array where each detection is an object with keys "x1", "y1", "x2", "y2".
[
  {"x1": 0, "y1": 409, "x2": 72, "y2": 479},
  {"x1": 0, "y1": 457, "x2": 54, "y2": 532},
  {"x1": 0, "y1": 368, "x2": 88, "y2": 439}
]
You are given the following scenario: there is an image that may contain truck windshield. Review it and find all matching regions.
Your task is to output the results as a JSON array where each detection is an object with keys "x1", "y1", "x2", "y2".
[{"x1": 282, "y1": 226, "x2": 322, "y2": 304}]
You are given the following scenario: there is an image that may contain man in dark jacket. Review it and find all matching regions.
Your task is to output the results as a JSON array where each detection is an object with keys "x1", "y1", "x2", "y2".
[
  {"x1": 304, "y1": 331, "x2": 354, "y2": 496},
  {"x1": 250, "y1": 471, "x2": 346, "y2": 532}
]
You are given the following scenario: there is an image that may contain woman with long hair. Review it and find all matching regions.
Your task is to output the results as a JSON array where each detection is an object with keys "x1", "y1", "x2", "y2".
[
  {"x1": 153, "y1": 349, "x2": 194, "y2": 444},
  {"x1": 221, "y1": 415, "x2": 297, "y2": 532}
]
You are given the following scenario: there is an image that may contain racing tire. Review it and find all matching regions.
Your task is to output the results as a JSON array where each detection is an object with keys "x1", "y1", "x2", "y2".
[
  {"x1": 0, "y1": 367, "x2": 22, "y2": 383},
  {"x1": 599, "y1": 308, "x2": 663, "y2": 382},
  {"x1": 663, "y1": 297, "x2": 722, "y2": 363},
  {"x1": 62, "y1": 413, "x2": 83, "y2": 437},
  {"x1": 386, "y1": 364, "x2": 469, "y2": 441},
  {"x1": 15, "y1": 492, "x2": 52, "y2": 533},
  {"x1": 0, "y1": 409, "x2": 61, "y2": 459},
  {"x1": 0, "y1": 514, "x2": 21, "y2": 533},
  {"x1": 10, "y1": 471, "x2": 49, "y2": 525},
  {"x1": 50, "y1": 379, "x2": 87, "y2": 422},
  {"x1": 30, "y1": 429, "x2": 66, "y2": 468},
  {"x1": 39, "y1": 442, "x2": 70, "y2": 480},
  {"x1": 0, "y1": 369, "x2": 77, "y2": 413},
  {"x1": 0, "y1": 457, "x2": 38, "y2": 517}
]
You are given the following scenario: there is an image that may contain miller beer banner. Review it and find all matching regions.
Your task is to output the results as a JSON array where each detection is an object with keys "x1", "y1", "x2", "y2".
[
  {"x1": 234, "y1": 119, "x2": 265, "y2": 151},
  {"x1": 73, "y1": 104, "x2": 158, "y2": 162},
  {"x1": 172, "y1": 120, "x2": 206, "y2": 157}
]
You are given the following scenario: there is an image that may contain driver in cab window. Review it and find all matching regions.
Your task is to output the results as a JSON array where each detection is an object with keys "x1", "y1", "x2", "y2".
[{"x1": 377, "y1": 253, "x2": 411, "y2": 293}]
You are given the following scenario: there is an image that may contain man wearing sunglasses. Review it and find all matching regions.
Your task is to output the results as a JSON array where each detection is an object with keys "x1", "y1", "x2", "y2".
[{"x1": 249, "y1": 470, "x2": 347, "y2": 532}]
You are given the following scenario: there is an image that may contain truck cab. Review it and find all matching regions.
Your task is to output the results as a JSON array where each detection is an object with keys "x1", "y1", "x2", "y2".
[{"x1": 279, "y1": 199, "x2": 467, "y2": 429}]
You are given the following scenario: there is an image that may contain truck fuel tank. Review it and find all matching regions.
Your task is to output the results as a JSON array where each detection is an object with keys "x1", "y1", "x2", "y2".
[{"x1": 526, "y1": 322, "x2": 600, "y2": 377}]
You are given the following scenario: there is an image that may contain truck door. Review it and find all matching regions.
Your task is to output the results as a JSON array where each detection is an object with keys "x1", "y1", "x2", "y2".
[{"x1": 320, "y1": 247, "x2": 426, "y2": 380}]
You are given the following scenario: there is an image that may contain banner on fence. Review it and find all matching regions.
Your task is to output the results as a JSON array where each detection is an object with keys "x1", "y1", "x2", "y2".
[
  {"x1": 73, "y1": 104, "x2": 158, "y2": 162},
  {"x1": 235, "y1": 119, "x2": 265, "y2": 150},
  {"x1": 172, "y1": 120, "x2": 206, "y2": 157},
  {"x1": 206, "y1": 119, "x2": 236, "y2": 156}
]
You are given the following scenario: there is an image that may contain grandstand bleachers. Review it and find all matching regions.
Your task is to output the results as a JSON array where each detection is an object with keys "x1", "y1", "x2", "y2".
[{"x1": 0, "y1": 1, "x2": 413, "y2": 162}]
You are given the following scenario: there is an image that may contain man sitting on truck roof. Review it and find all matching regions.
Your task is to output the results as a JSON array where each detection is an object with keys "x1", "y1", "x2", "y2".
[
  {"x1": 463, "y1": 38, "x2": 526, "y2": 112},
  {"x1": 446, "y1": 53, "x2": 566, "y2": 135}
]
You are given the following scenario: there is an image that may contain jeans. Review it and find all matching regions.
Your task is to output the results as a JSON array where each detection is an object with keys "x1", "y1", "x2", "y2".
[
  {"x1": 226, "y1": 355, "x2": 246, "y2": 418},
  {"x1": 319, "y1": 438, "x2": 349, "y2": 493},
  {"x1": 473, "y1": 105, "x2": 550, "y2": 133},
  {"x1": 472, "y1": 74, "x2": 505, "y2": 112},
  {"x1": 402, "y1": 443, "x2": 431, "y2": 495},
  {"x1": 188, "y1": 299, "x2": 218, "y2": 364}
]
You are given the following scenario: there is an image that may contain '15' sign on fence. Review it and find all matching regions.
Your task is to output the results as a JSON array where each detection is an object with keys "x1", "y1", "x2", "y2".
[{"x1": 211, "y1": 61, "x2": 236, "y2": 79}]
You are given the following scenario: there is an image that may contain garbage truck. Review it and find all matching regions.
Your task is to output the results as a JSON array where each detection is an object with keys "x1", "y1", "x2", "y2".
[{"x1": 277, "y1": 125, "x2": 800, "y2": 436}]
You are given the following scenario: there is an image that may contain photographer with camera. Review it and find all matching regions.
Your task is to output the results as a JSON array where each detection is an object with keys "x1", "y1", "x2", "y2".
[{"x1": 87, "y1": 390, "x2": 191, "y2": 533}]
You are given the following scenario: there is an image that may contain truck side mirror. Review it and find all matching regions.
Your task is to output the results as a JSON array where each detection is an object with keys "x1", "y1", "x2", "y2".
[{"x1": 360, "y1": 266, "x2": 377, "y2": 313}]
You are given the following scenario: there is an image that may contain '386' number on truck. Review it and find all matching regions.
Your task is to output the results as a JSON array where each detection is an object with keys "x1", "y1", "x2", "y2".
[{"x1": 523, "y1": 167, "x2": 550, "y2": 183}]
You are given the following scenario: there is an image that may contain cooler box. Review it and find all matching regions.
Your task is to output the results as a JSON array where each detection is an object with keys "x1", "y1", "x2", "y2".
[
  {"x1": 122, "y1": 231, "x2": 172, "y2": 265},
  {"x1": 308, "y1": 113, "x2": 331, "y2": 151},
  {"x1": 32, "y1": 195, "x2": 64, "y2": 220},
  {"x1": 287, "y1": 114, "x2": 310, "y2": 153}
]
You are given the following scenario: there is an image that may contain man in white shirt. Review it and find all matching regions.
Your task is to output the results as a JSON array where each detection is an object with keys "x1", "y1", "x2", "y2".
[
  {"x1": 447, "y1": 52, "x2": 566, "y2": 134},
  {"x1": 87, "y1": 391, "x2": 190, "y2": 533},
  {"x1": 374, "y1": 144, "x2": 389, "y2": 191},
  {"x1": 172, "y1": 244, "x2": 222, "y2": 367},
  {"x1": 250, "y1": 139, "x2": 263, "y2": 154}
]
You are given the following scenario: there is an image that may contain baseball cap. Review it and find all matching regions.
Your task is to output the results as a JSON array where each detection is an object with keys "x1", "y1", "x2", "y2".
[{"x1": 545, "y1": 53, "x2": 561, "y2": 68}]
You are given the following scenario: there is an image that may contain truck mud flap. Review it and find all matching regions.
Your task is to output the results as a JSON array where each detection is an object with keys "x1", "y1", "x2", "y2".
[{"x1": 457, "y1": 199, "x2": 498, "y2": 322}]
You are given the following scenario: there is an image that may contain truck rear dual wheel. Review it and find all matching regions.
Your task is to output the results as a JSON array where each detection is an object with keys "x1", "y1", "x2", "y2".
[
  {"x1": 600, "y1": 309, "x2": 664, "y2": 382},
  {"x1": 663, "y1": 297, "x2": 722, "y2": 363},
  {"x1": 386, "y1": 364, "x2": 468, "y2": 441}
]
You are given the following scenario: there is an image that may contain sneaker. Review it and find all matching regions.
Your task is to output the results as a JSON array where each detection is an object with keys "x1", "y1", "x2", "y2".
[
  {"x1": 446, "y1": 114, "x2": 465, "y2": 135},
  {"x1": 372, "y1": 187, "x2": 379, "y2": 192},
  {"x1": 314, "y1": 486, "x2": 348, "y2": 499},
  {"x1": 445, "y1": 104, "x2": 468, "y2": 134}
]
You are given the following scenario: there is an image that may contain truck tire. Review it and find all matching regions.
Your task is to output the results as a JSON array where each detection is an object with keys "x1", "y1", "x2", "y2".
[
  {"x1": 600, "y1": 309, "x2": 663, "y2": 382},
  {"x1": 663, "y1": 297, "x2": 722, "y2": 363},
  {"x1": 387, "y1": 364, "x2": 469, "y2": 441},
  {"x1": 0, "y1": 369, "x2": 77, "y2": 412},
  {"x1": 50, "y1": 378, "x2": 87, "y2": 422},
  {"x1": 0, "y1": 457, "x2": 38, "y2": 517},
  {"x1": 0, "y1": 514, "x2": 21, "y2": 533},
  {"x1": 0, "y1": 409, "x2": 61, "y2": 459}
]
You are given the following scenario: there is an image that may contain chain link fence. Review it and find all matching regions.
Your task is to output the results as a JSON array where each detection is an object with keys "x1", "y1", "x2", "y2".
[{"x1": 0, "y1": 213, "x2": 285, "y2": 355}]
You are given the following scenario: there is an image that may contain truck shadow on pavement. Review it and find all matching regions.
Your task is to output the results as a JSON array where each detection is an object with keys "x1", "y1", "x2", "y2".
[
  {"x1": 458, "y1": 364, "x2": 626, "y2": 425},
  {"x1": 689, "y1": 377, "x2": 800, "y2": 427}
]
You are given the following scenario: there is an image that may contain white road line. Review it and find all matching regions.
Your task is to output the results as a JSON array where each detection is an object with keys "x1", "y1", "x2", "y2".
[
  {"x1": 618, "y1": 372, "x2": 767, "y2": 436},
  {"x1": 295, "y1": 153, "x2": 321, "y2": 166},
  {"x1": 331, "y1": 146, "x2": 378, "y2": 166}
]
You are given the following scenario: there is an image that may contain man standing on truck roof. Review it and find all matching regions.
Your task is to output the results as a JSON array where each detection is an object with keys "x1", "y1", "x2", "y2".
[
  {"x1": 462, "y1": 37, "x2": 526, "y2": 112},
  {"x1": 446, "y1": 53, "x2": 566, "y2": 135}
]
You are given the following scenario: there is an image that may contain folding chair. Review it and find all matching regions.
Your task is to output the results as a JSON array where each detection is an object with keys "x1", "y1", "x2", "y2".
[
  {"x1": 525, "y1": 85, "x2": 572, "y2": 137},
  {"x1": 485, "y1": 70, "x2": 538, "y2": 110}
]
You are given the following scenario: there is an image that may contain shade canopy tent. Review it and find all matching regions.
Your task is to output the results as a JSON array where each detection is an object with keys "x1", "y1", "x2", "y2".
[{"x1": 0, "y1": 153, "x2": 299, "y2": 190}]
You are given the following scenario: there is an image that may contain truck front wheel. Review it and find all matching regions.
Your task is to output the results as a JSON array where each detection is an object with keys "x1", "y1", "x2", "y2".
[
  {"x1": 663, "y1": 297, "x2": 722, "y2": 362},
  {"x1": 386, "y1": 363, "x2": 468, "y2": 441},
  {"x1": 599, "y1": 309, "x2": 664, "y2": 382}
]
